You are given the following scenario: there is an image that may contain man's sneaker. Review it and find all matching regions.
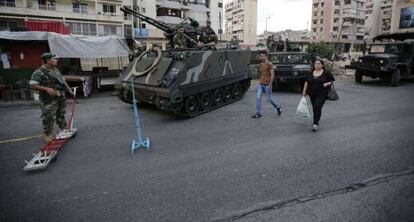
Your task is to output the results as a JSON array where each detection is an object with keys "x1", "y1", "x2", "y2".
[
  {"x1": 277, "y1": 108, "x2": 282, "y2": 116},
  {"x1": 43, "y1": 134, "x2": 55, "y2": 143},
  {"x1": 251, "y1": 113, "x2": 262, "y2": 118},
  {"x1": 312, "y1": 124, "x2": 318, "y2": 132}
]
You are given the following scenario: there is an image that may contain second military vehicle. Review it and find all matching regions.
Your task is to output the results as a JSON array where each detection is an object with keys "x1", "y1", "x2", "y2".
[
  {"x1": 352, "y1": 40, "x2": 414, "y2": 87},
  {"x1": 268, "y1": 52, "x2": 311, "y2": 91},
  {"x1": 115, "y1": 7, "x2": 252, "y2": 117}
]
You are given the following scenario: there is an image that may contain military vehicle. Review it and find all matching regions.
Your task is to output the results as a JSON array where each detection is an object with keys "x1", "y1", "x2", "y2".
[
  {"x1": 115, "y1": 7, "x2": 252, "y2": 117},
  {"x1": 352, "y1": 40, "x2": 414, "y2": 87},
  {"x1": 268, "y1": 52, "x2": 311, "y2": 91}
]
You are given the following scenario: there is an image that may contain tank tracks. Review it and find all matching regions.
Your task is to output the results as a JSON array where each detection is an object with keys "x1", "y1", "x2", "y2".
[
  {"x1": 173, "y1": 79, "x2": 250, "y2": 117},
  {"x1": 118, "y1": 79, "x2": 250, "y2": 118}
]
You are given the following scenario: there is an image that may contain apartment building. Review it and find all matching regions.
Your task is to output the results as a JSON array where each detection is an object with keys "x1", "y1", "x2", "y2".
[
  {"x1": 311, "y1": 0, "x2": 367, "y2": 51},
  {"x1": 0, "y1": 0, "x2": 223, "y2": 48},
  {"x1": 365, "y1": 0, "x2": 381, "y2": 40},
  {"x1": 390, "y1": 0, "x2": 414, "y2": 34},
  {"x1": 0, "y1": 0, "x2": 132, "y2": 37},
  {"x1": 139, "y1": 0, "x2": 224, "y2": 49},
  {"x1": 224, "y1": 0, "x2": 257, "y2": 46},
  {"x1": 364, "y1": 0, "x2": 413, "y2": 40}
]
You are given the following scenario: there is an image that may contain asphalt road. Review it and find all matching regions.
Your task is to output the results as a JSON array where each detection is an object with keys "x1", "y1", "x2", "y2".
[{"x1": 1, "y1": 77, "x2": 414, "y2": 222}]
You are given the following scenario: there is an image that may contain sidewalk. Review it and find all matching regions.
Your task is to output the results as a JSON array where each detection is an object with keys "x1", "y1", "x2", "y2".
[
  {"x1": 214, "y1": 168, "x2": 414, "y2": 222},
  {"x1": 0, "y1": 100, "x2": 40, "y2": 109}
]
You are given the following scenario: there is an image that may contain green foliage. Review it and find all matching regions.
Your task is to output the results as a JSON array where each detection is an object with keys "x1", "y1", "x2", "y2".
[{"x1": 306, "y1": 42, "x2": 335, "y2": 60}]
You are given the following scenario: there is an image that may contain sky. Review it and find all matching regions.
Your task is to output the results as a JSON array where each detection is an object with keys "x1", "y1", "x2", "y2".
[{"x1": 226, "y1": 0, "x2": 312, "y2": 34}]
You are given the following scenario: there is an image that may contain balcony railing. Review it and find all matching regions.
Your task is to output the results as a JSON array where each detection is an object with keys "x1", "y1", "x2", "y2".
[
  {"x1": 0, "y1": 0, "x2": 15, "y2": 7},
  {"x1": 39, "y1": 4, "x2": 56, "y2": 11}
]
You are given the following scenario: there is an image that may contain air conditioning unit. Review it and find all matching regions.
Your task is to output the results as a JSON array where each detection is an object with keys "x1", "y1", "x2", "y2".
[{"x1": 111, "y1": 13, "x2": 117, "y2": 16}]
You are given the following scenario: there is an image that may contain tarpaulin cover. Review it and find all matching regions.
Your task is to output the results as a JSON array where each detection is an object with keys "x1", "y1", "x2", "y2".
[{"x1": 0, "y1": 31, "x2": 130, "y2": 58}]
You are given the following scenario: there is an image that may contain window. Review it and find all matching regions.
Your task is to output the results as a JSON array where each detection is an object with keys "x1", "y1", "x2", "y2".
[
  {"x1": 103, "y1": 4, "x2": 116, "y2": 14},
  {"x1": 141, "y1": 7, "x2": 145, "y2": 13},
  {"x1": 334, "y1": 9, "x2": 340, "y2": 14},
  {"x1": 0, "y1": 0, "x2": 15, "y2": 7},
  {"x1": 124, "y1": 24, "x2": 132, "y2": 37},
  {"x1": 38, "y1": 0, "x2": 56, "y2": 10},
  {"x1": 321, "y1": 2, "x2": 324, "y2": 7},
  {"x1": 68, "y1": 22, "x2": 97, "y2": 36},
  {"x1": 73, "y1": 3, "x2": 87, "y2": 14},
  {"x1": 344, "y1": 0, "x2": 351, "y2": 4},
  {"x1": 335, "y1": 1, "x2": 340, "y2": 6},
  {"x1": 333, "y1": 27, "x2": 338, "y2": 31},
  {"x1": 320, "y1": 19, "x2": 323, "y2": 24},
  {"x1": 99, "y1": 24, "x2": 121, "y2": 36},
  {"x1": 320, "y1": 27, "x2": 323, "y2": 31},
  {"x1": 218, "y1": 2, "x2": 222, "y2": 8},
  {"x1": 140, "y1": 23, "x2": 146, "y2": 29}
]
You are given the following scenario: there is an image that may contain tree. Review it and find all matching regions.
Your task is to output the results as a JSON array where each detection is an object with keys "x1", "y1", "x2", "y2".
[{"x1": 306, "y1": 42, "x2": 335, "y2": 60}]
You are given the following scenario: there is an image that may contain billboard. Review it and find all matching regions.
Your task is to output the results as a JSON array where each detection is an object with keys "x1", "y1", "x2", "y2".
[{"x1": 399, "y1": 7, "x2": 414, "y2": 29}]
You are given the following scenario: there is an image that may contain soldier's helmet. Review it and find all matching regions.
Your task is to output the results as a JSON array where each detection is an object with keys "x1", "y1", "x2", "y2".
[{"x1": 41, "y1": 52, "x2": 56, "y2": 60}]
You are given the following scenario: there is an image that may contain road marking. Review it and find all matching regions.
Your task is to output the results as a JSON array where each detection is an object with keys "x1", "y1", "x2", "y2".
[{"x1": 0, "y1": 135, "x2": 42, "y2": 144}]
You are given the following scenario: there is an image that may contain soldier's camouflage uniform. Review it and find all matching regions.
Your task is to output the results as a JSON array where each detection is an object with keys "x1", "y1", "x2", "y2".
[
  {"x1": 30, "y1": 66, "x2": 66, "y2": 135},
  {"x1": 173, "y1": 33, "x2": 187, "y2": 48},
  {"x1": 200, "y1": 26, "x2": 218, "y2": 44}
]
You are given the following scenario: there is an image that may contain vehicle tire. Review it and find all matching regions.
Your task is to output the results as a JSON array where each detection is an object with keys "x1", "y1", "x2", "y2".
[
  {"x1": 232, "y1": 82, "x2": 242, "y2": 99},
  {"x1": 200, "y1": 92, "x2": 212, "y2": 110},
  {"x1": 355, "y1": 70, "x2": 363, "y2": 83},
  {"x1": 184, "y1": 95, "x2": 200, "y2": 116},
  {"x1": 212, "y1": 88, "x2": 223, "y2": 106},
  {"x1": 223, "y1": 86, "x2": 232, "y2": 102},
  {"x1": 390, "y1": 68, "x2": 400, "y2": 87}
]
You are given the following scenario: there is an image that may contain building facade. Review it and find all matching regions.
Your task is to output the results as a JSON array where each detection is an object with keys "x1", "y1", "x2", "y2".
[
  {"x1": 0, "y1": 0, "x2": 131, "y2": 37},
  {"x1": 0, "y1": 0, "x2": 223, "y2": 49},
  {"x1": 224, "y1": 0, "x2": 257, "y2": 47},
  {"x1": 311, "y1": 0, "x2": 367, "y2": 50},
  {"x1": 138, "y1": 0, "x2": 224, "y2": 49},
  {"x1": 364, "y1": 0, "x2": 414, "y2": 40}
]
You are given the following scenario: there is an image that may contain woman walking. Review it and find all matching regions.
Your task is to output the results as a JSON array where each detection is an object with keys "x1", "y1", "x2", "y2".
[{"x1": 302, "y1": 58, "x2": 334, "y2": 131}]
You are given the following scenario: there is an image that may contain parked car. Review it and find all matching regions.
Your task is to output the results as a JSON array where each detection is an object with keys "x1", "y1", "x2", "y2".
[
  {"x1": 268, "y1": 52, "x2": 311, "y2": 91},
  {"x1": 352, "y1": 40, "x2": 414, "y2": 87}
]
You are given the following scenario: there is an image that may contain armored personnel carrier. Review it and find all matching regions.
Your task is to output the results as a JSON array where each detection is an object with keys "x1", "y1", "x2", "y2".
[{"x1": 115, "y1": 7, "x2": 252, "y2": 117}]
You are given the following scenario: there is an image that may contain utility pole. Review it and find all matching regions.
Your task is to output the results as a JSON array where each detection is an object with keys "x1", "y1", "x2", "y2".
[{"x1": 265, "y1": 16, "x2": 270, "y2": 34}]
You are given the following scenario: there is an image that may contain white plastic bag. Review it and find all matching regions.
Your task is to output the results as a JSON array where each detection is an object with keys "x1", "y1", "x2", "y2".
[{"x1": 296, "y1": 96, "x2": 311, "y2": 118}]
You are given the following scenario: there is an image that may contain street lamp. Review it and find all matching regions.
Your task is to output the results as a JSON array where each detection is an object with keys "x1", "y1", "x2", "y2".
[{"x1": 265, "y1": 16, "x2": 271, "y2": 33}]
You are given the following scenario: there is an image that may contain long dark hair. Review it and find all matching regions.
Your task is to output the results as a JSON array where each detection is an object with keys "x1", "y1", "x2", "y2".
[{"x1": 310, "y1": 57, "x2": 325, "y2": 74}]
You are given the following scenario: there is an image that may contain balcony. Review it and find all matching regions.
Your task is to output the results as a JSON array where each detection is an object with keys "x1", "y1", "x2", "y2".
[
  {"x1": 0, "y1": 5, "x2": 123, "y2": 23},
  {"x1": 157, "y1": 16, "x2": 182, "y2": 25},
  {"x1": 0, "y1": 0, "x2": 15, "y2": 7},
  {"x1": 38, "y1": 4, "x2": 56, "y2": 11}
]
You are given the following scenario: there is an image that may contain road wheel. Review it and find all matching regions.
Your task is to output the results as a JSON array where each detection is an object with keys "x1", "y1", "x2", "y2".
[
  {"x1": 212, "y1": 88, "x2": 223, "y2": 106},
  {"x1": 223, "y1": 86, "x2": 232, "y2": 102},
  {"x1": 232, "y1": 82, "x2": 242, "y2": 99},
  {"x1": 200, "y1": 92, "x2": 212, "y2": 110},
  {"x1": 355, "y1": 70, "x2": 363, "y2": 83},
  {"x1": 184, "y1": 95, "x2": 200, "y2": 116},
  {"x1": 390, "y1": 68, "x2": 400, "y2": 87}
]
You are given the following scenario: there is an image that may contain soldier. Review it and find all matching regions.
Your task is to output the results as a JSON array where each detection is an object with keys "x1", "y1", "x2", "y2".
[
  {"x1": 229, "y1": 36, "x2": 240, "y2": 49},
  {"x1": 173, "y1": 26, "x2": 187, "y2": 49},
  {"x1": 200, "y1": 21, "x2": 218, "y2": 45},
  {"x1": 29, "y1": 53, "x2": 75, "y2": 143}
]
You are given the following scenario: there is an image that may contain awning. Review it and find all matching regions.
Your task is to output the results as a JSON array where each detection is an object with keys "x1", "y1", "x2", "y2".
[{"x1": 0, "y1": 31, "x2": 131, "y2": 58}]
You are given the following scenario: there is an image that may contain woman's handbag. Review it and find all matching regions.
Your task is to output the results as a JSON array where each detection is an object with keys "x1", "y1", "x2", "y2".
[{"x1": 327, "y1": 83, "x2": 339, "y2": 101}]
